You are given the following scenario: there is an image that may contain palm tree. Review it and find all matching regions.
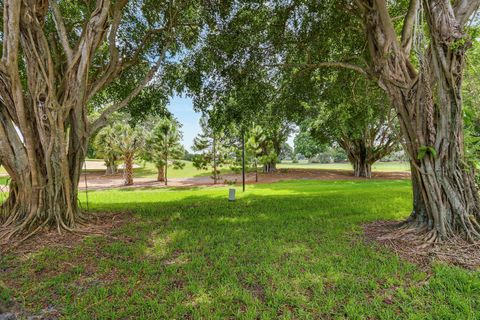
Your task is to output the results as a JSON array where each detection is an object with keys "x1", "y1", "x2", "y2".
[
  {"x1": 145, "y1": 117, "x2": 185, "y2": 185},
  {"x1": 110, "y1": 123, "x2": 144, "y2": 186},
  {"x1": 94, "y1": 126, "x2": 122, "y2": 175}
]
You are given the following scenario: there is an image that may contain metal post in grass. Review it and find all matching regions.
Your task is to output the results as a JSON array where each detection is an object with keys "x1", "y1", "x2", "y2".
[{"x1": 242, "y1": 131, "x2": 246, "y2": 192}]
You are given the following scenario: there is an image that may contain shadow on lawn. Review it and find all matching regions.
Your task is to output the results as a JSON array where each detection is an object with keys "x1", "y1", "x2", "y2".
[{"x1": 10, "y1": 182, "x2": 477, "y2": 319}]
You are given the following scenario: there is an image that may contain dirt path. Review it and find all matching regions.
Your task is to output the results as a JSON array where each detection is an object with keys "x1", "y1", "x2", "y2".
[{"x1": 80, "y1": 169, "x2": 410, "y2": 191}]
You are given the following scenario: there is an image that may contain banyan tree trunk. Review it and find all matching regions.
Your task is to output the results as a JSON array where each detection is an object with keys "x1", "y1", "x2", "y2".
[
  {"x1": 360, "y1": 0, "x2": 480, "y2": 241},
  {"x1": 124, "y1": 154, "x2": 134, "y2": 186},
  {"x1": 406, "y1": 138, "x2": 480, "y2": 241},
  {"x1": 342, "y1": 139, "x2": 373, "y2": 178},
  {"x1": 157, "y1": 166, "x2": 165, "y2": 182},
  {"x1": 353, "y1": 158, "x2": 372, "y2": 178},
  {"x1": 105, "y1": 161, "x2": 118, "y2": 175},
  {"x1": 0, "y1": 146, "x2": 84, "y2": 239},
  {"x1": 384, "y1": 51, "x2": 480, "y2": 242},
  {"x1": 263, "y1": 161, "x2": 276, "y2": 173}
]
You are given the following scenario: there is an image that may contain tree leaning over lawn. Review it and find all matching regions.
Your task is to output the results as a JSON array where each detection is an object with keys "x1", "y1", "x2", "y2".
[
  {"x1": 0, "y1": 0, "x2": 210, "y2": 238},
  {"x1": 144, "y1": 117, "x2": 185, "y2": 185}
]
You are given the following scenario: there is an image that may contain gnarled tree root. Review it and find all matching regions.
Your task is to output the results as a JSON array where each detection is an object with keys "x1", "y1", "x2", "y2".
[{"x1": 364, "y1": 220, "x2": 480, "y2": 269}]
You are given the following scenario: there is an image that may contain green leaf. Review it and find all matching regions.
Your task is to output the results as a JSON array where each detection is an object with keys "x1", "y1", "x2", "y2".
[{"x1": 417, "y1": 146, "x2": 437, "y2": 160}]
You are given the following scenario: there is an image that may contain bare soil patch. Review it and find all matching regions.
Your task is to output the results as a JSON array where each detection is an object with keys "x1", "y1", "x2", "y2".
[{"x1": 364, "y1": 220, "x2": 480, "y2": 270}]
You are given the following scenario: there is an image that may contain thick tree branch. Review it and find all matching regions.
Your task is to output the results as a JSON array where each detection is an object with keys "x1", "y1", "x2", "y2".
[
  {"x1": 90, "y1": 55, "x2": 165, "y2": 134},
  {"x1": 401, "y1": 0, "x2": 419, "y2": 55},
  {"x1": 0, "y1": 106, "x2": 27, "y2": 180},
  {"x1": 267, "y1": 62, "x2": 368, "y2": 75},
  {"x1": 87, "y1": 0, "x2": 128, "y2": 101},
  {"x1": 69, "y1": 0, "x2": 110, "y2": 75},
  {"x1": 49, "y1": 0, "x2": 73, "y2": 63},
  {"x1": 454, "y1": 0, "x2": 480, "y2": 25},
  {"x1": 2, "y1": 0, "x2": 21, "y2": 68}
]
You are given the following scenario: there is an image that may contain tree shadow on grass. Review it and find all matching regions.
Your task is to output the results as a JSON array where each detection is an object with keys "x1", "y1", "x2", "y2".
[{"x1": 7, "y1": 183, "x2": 477, "y2": 319}]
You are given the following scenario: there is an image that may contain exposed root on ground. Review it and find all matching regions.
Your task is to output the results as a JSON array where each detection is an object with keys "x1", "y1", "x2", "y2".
[
  {"x1": 0, "y1": 212, "x2": 132, "y2": 255},
  {"x1": 364, "y1": 221, "x2": 480, "y2": 269}
]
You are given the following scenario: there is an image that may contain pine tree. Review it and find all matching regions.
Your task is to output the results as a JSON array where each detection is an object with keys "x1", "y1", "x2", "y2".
[{"x1": 192, "y1": 117, "x2": 229, "y2": 184}]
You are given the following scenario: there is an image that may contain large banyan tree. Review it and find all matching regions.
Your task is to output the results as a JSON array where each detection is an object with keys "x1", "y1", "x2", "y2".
[
  {"x1": 0, "y1": 0, "x2": 208, "y2": 239},
  {"x1": 356, "y1": 0, "x2": 480, "y2": 241},
  {"x1": 308, "y1": 72, "x2": 400, "y2": 178},
  {"x1": 184, "y1": 0, "x2": 480, "y2": 241}
]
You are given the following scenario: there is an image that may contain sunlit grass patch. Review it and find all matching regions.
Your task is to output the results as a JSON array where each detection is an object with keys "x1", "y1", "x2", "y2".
[{"x1": 2, "y1": 179, "x2": 480, "y2": 319}]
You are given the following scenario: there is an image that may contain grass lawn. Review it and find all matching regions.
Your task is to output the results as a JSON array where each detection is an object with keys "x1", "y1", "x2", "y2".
[
  {"x1": 278, "y1": 161, "x2": 410, "y2": 172},
  {"x1": 2, "y1": 180, "x2": 479, "y2": 319},
  {"x1": 133, "y1": 160, "x2": 223, "y2": 179},
  {"x1": 0, "y1": 177, "x2": 9, "y2": 185}
]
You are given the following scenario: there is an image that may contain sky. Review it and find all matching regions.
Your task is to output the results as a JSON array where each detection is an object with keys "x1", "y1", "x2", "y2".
[
  {"x1": 167, "y1": 94, "x2": 295, "y2": 152},
  {"x1": 167, "y1": 95, "x2": 201, "y2": 152}
]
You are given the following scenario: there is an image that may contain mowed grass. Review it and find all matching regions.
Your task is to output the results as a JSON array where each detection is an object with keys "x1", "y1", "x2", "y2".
[
  {"x1": 278, "y1": 161, "x2": 410, "y2": 172},
  {"x1": 133, "y1": 160, "x2": 220, "y2": 179},
  {"x1": 2, "y1": 180, "x2": 480, "y2": 319}
]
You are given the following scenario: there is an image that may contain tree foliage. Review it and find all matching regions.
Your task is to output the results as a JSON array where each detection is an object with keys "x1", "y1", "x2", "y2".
[
  {"x1": 294, "y1": 131, "x2": 327, "y2": 161},
  {"x1": 94, "y1": 125, "x2": 123, "y2": 175},
  {"x1": 144, "y1": 117, "x2": 185, "y2": 184},
  {"x1": 192, "y1": 116, "x2": 230, "y2": 184},
  {"x1": 110, "y1": 123, "x2": 145, "y2": 186}
]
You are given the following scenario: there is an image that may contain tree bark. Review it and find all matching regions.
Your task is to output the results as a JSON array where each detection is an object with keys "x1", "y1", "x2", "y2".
[
  {"x1": 353, "y1": 158, "x2": 372, "y2": 179},
  {"x1": 359, "y1": 0, "x2": 480, "y2": 241},
  {"x1": 124, "y1": 154, "x2": 134, "y2": 186},
  {"x1": 105, "y1": 161, "x2": 118, "y2": 175},
  {"x1": 403, "y1": 163, "x2": 428, "y2": 227},
  {"x1": 0, "y1": 146, "x2": 85, "y2": 239},
  {"x1": 157, "y1": 165, "x2": 165, "y2": 182}
]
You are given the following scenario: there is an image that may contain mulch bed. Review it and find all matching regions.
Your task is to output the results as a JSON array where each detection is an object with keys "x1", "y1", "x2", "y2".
[{"x1": 364, "y1": 220, "x2": 480, "y2": 270}]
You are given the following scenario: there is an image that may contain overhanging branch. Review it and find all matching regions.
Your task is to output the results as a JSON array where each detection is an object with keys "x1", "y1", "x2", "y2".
[
  {"x1": 401, "y1": 0, "x2": 419, "y2": 55},
  {"x1": 454, "y1": 0, "x2": 480, "y2": 25},
  {"x1": 89, "y1": 54, "x2": 165, "y2": 134},
  {"x1": 49, "y1": 0, "x2": 73, "y2": 63},
  {"x1": 86, "y1": 0, "x2": 128, "y2": 101},
  {"x1": 266, "y1": 62, "x2": 368, "y2": 75}
]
